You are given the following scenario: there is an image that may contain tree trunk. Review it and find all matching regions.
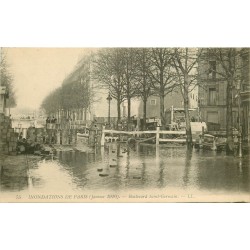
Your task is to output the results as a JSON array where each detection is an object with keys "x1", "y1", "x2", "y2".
[
  {"x1": 159, "y1": 93, "x2": 165, "y2": 127},
  {"x1": 127, "y1": 97, "x2": 131, "y2": 124},
  {"x1": 184, "y1": 76, "x2": 193, "y2": 149},
  {"x1": 84, "y1": 107, "x2": 87, "y2": 121},
  {"x1": 117, "y1": 99, "x2": 121, "y2": 122},
  {"x1": 226, "y1": 79, "x2": 234, "y2": 154},
  {"x1": 69, "y1": 110, "x2": 72, "y2": 121},
  {"x1": 143, "y1": 98, "x2": 147, "y2": 130}
]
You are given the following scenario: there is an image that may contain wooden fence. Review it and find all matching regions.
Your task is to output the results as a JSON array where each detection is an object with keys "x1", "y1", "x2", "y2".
[{"x1": 101, "y1": 126, "x2": 188, "y2": 146}]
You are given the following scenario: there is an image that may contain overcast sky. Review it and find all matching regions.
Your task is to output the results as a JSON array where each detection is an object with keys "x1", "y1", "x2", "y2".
[{"x1": 6, "y1": 48, "x2": 90, "y2": 110}]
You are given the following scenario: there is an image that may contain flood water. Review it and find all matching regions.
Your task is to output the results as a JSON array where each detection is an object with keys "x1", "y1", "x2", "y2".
[{"x1": 1, "y1": 141, "x2": 250, "y2": 199}]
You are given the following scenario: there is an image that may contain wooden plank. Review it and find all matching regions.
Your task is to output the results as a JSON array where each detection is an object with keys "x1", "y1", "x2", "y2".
[
  {"x1": 159, "y1": 138, "x2": 196, "y2": 143},
  {"x1": 160, "y1": 130, "x2": 186, "y2": 135},
  {"x1": 103, "y1": 129, "x2": 186, "y2": 135},
  {"x1": 103, "y1": 129, "x2": 156, "y2": 134},
  {"x1": 137, "y1": 136, "x2": 156, "y2": 143},
  {"x1": 159, "y1": 138, "x2": 186, "y2": 142}
]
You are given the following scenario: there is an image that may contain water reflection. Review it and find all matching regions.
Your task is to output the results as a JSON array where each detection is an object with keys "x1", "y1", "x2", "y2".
[
  {"x1": 0, "y1": 142, "x2": 249, "y2": 194},
  {"x1": 182, "y1": 149, "x2": 193, "y2": 188},
  {"x1": 0, "y1": 164, "x2": 29, "y2": 192}
]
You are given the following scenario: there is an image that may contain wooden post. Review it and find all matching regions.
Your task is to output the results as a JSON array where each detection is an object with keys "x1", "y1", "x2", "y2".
[
  {"x1": 23, "y1": 128, "x2": 27, "y2": 139},
  {"x1": 202, "y1": 126, "x2": 205, "y2": 142},
  {"x1": 101, "y1": 126, "x2": 105, "y2": 146},
  {"x1": 74, "y1": 129, "x2": 77, "y2": 144},
  {"x1": 171, "y1": 105, "x2": 174, "y2": 124},
  {"x1": 156, "y1": 126, "x2": 160, "y2": 145},
  {"x1": 155, "y1": 143, "x2": 160, "y2": 165},
  {"x1": 137, "y1": 117, "x2": 140, "y2": 131},
  {"x1": 199, "y1": 135, "x2": 203, "y2": 149},
  {"x1": 211, "y1": 137, "x2": 217, "y2": 151},
  {"x1": 57, "y1": 130, "x2": 61, "y2": 145}
]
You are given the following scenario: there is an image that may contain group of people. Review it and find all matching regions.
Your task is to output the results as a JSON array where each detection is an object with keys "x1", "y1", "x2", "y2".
[{"x1": 46, "y1": 116, "x2": 57, "y2": 124}]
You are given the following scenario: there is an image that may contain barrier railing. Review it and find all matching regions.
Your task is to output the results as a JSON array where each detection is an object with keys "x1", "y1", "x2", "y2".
[{"x1": 101, "y1": 126, "x2": 187, "y2": 146}]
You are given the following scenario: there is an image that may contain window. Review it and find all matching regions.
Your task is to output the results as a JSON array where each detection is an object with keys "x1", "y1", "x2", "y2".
[
  {"x1": 207, "y1": 112, "x2": 219, "y2": 123},
  {"x1": 208, "y1": 61, "x2": 216, "y2": 79},
  {"x1": 207, "y1": 112, "x2": 219, "y2": 130},
  {"x1": 150, "y1": 99, "x2": 156, "y2": 105},
  {"x1": 208, "y1": 88, "x2": 217, "y2": 105}
]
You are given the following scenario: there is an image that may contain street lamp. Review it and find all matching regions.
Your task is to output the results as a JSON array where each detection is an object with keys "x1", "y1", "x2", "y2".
[
  {"x1": 236, "y1": 79, "x2": 242, "y2": 158},
  {"x1": 106, "y1": 92, "x2": 112, "y2": 125}
]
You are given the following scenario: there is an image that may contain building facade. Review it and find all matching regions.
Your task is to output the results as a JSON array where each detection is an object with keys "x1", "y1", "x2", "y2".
[
  {"x1": 138, "y1": 87, "x2": 198, "y2": 124},
  {"x1": 240, "y1": 49, "x2": 250, "y2": 141},
  {"x1": 198, "y1": 48, "x2": 250, "y2": 140},
  {"x1": 57, "y1": 53, "x2": 140, "y2": 126}
]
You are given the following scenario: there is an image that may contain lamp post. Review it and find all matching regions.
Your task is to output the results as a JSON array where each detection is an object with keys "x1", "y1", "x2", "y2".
[
  {"x1": 236, "y1": 79, "x2": 242, "y2": 158},
  {"x1": 106, "y1": 92, "x2": 112, "y2": 125}
]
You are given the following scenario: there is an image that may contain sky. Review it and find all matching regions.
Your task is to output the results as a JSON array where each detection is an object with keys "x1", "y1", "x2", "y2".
[{"x1": 6, "y1": 48, "x2": 90, "y2": 111}]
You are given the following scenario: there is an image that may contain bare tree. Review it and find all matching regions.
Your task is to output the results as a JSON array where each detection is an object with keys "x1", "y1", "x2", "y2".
[
  {"x1": 93, "y1": 48, "x2": 125, "y2": 123},
  {"x1": 120, "y1": 48, "x2": 138, "y2": 124},
  {"x1": 41, "y1": 87, "x2": 62, "y2": 115},
  {"x1": 134, "y1": 48, "x2": 154, "y2": 130},
  {"x1": 148, "y1": 48, "x2": 176, "y2": 127},
  {"x1": 172, "y1": 48, "x2": 202, "y2": 149},
  {"x1": 41, "y1": 61, "x2": 93, "y2": 121}
]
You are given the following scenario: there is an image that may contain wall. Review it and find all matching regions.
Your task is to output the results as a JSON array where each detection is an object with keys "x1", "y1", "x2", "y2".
[
  {"x1": 197, "y1": 48, "x2": 247, "y2": 131},
  {"x1": 138, "y1": 89, "x2": 198, "y2": 119},
  {"x1": 0, "y1": 114, "x2": 18, "y2": 155}
]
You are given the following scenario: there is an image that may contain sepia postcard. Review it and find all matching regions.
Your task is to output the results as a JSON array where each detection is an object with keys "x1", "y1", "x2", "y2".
[{"x1": 0, "y1": 47, "x2": 249, "y2": 203}]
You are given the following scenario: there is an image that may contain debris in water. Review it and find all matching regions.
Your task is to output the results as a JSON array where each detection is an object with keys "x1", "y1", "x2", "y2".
[
  {"x1": 99, "y1": 173, "x2": 109, "y2": 177},
  {"x1": 97, "y1": 168, "x2": 103, "y2": 172}
]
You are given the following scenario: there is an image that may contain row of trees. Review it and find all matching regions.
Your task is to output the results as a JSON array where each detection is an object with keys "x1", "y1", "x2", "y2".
[
  {"x1": 41, "y1": 74, "x2": 92, "y2": 120},
  {"x1": 41, "y1": 48, "x2": 203, "y2": 149},
  {"x1": 0, "y1": 48, "x2": 16, "y2": 109},
  {"x1": 93, "y1": 48, "x2": 201, "y2": 148},
  {"x1": 42, "y1": 48, "x2": 246, "y2": 152},
  {"x1": 94, "y1": 48, "x2": 247, "y2": 152}
]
